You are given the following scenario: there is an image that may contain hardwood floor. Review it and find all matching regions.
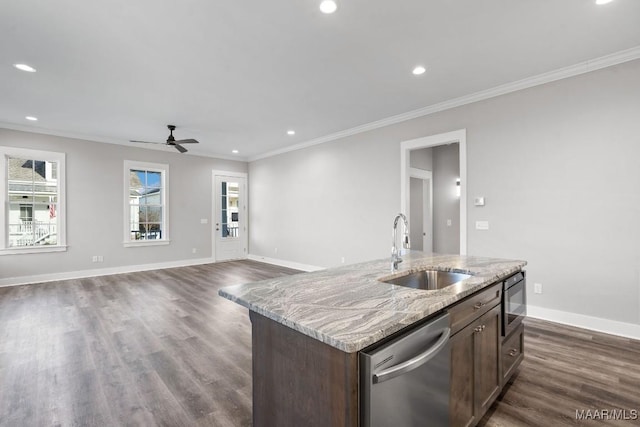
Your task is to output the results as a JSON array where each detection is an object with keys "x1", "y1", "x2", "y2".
[
  {"x1": 1, "y1": 261, "x2": 639, "y2": 426},
  {"x1": 0, "y1": 261, "x2": 299, "y2": 427},
  {"x1": 479, "y1": 318, "x2": 640, "y2": 427}
]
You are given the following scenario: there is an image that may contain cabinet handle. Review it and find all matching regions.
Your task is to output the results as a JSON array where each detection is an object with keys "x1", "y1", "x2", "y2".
[
  {"x1": 509, "y1": 348, "x2": 518, "y2": 357},
  {"x1": 474, "y1": 326, "x2": 482, "y2": 333},
  {"x1": 481, "y1": 325, "x2": 485, "y2": 331},
  {"x1": 474, "y1": 302, "x2": 485, "y2": 310}
]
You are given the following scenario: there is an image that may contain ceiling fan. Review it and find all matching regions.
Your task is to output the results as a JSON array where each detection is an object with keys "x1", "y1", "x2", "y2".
[{"x1": 130, "y1": 125, "x2": 199, "y2": 153}]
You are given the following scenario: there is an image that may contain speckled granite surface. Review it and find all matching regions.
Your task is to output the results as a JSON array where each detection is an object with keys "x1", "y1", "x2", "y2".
[{"x1": 219, "y1": 252, "x2": 526, "y2": 353}]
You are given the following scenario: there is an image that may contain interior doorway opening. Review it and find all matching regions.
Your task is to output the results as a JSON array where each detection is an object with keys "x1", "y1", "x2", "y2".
[{"x1": 400, "y1": 129, "x2": 467, "y2": 255}]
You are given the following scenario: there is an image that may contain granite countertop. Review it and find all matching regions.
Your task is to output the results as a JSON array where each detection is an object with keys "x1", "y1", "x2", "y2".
[{"x1": 219, "y1": 252, "x2": 527, "y2": 353}]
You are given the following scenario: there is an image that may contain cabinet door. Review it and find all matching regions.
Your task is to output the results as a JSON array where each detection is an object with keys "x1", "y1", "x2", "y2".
[
  {"x1": 450, "y1": 321, "x2": 477, "y2": 427},
  {"x1": 474, "y1": 304, "x2": 502, "y2": 417}
]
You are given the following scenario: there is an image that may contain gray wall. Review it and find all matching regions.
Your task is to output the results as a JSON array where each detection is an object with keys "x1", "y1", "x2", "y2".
[
  {"x1": 410, "y1": 147, "x2": 433, "y2": 170},
  {"x1": 410, "y1": 145, "x2": 460, "y2": 254},
  {"x1": 432, "y1": 144, "x2": 460, "y2": 254},
  {"x1": 409, "y1": 177, "x2": 424, "y2": 251},
  {"x1": 249, "y1": 59, "x2": 640, "y2": 326},
  {"x1": 0, "y1": 129, "x2": 246, "y2": 280}
]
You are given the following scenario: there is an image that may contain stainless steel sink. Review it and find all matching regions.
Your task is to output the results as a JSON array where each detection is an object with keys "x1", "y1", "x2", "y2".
[{"x1": 381, "y1": 270, "x2": 471, "y2": 290}]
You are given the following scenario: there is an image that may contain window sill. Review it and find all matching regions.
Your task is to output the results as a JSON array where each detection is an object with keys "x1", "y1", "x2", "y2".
[
  {"x1": 123, "y1": 240, "x2": 171, "y2": 248},
  {"x1": 0, "y1": 245, "x2": 68, "y2": 256}
]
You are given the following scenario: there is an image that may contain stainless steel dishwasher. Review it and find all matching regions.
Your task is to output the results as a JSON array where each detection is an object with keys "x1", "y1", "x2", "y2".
[{"x1": 360, "y1": 313, "x2": 450, "y2": 427}]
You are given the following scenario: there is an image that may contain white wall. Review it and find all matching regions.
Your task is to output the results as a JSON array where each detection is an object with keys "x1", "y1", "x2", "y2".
[
  {"x1": 0, "y1": 129, "x2": 246, "y2": 282},
  {"x1": 249, "y1": 59, "x2": 640, "y2": 327}
]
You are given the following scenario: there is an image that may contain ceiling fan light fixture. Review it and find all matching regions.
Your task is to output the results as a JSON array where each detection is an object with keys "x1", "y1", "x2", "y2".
[
  {"x1": 287, "y1": 130, "x2": 296, "y2": 135},
  {"x1": 25, "y1": 116, "x2": 38, "y2": 121},
  {"x1": 232, "y1": 150, "x2": 239, "y2": 154},
  {"x1": 320, "y1": 0, "x2": 337, "y2": 14},
  {"x1": 129, "y1": 124, "x2": 199, "y2": 154}
]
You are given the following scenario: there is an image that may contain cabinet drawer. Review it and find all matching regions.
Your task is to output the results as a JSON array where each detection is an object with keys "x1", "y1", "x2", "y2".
[
  {"x1": 502, "y1": 323, "x2": 524, "y2": 386},
  {"x1": 448, "y1": 283, "x2": 502, "y2": 335}
]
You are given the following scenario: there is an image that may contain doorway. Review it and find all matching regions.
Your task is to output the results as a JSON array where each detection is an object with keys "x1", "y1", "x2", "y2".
[
  {"x1": 212, "y1": 171, "x2": 248, "y2": 262},
  {"x1": 401, "y1": 129, "x2": 467, "y2": 255},
  {"x1": 409, "y1": 169, "x2": 433, "y2": 252}
]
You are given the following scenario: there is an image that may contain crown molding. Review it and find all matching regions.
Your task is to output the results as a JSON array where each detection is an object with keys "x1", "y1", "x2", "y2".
[
  {"x1": 248, "y1": 45, "x2": 640, "y2": 162},
  {"x1": 0, "y1": 122, "x2": 248, "y2": 162}
]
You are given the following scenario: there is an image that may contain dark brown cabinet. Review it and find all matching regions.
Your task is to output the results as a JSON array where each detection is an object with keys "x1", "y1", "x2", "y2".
[
  {"x1": 502, "y1": 323, "x2": 524, "y2": 386},
  {"x1": 449, "y1": 304, "x2": 502, "y2": 427}
]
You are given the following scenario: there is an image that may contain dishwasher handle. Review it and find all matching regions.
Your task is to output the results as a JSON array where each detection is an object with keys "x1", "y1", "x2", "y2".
[{"x1": 372, "y1": 327, "x2": 450, "y2": 384}]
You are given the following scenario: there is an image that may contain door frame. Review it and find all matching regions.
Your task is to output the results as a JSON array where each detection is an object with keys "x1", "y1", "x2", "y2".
[
  {"x1": 409, "y1": 168, "x2": 433, "y2": 252},
  {"x1": 400, "y1": 129, "x2": 467, "y2": 255},
  {"x1": 212, "y1": 170, "x2": 249, "y2": 262}
]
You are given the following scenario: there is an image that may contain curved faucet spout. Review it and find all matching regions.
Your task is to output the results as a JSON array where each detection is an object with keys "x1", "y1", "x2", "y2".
[{"x1": 391, "y1": 213, "x2": 410, "y2": 270}]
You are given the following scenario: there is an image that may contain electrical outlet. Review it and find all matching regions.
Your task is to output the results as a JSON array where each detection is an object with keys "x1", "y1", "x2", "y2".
[
  {"x1": 446, "y1": 219, "x2": 452, "y2": 227},
  {"x1": 341, "y1": 257, "x2": 345, "y2": 264},
  {"x1": 192, "y1": 248, "x2": 197, "y2": 254},
  {"x1": 274, "y1": 247, "x2": 278, "y2": 254},
  {"x1": 97, "y1": 255, "x2": 103, "y2": 262},
  {"x1": 534, "y1": 283, "x2": 543, "y2": 294}
]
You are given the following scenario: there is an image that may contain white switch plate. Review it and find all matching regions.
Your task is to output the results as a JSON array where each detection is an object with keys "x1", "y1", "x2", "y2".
[
  {"x1": 534, "y1": 283, "x2": 543, "y2": 294},
  {"x1": 475, "y1": 221, "x2": 489, "y2": 230},
  {"x1": 200, "y1": 218, "x2": 208, "y2": 224},
  {"x1": 474, "y1": 197, "x2": 485, "y2": 206}
]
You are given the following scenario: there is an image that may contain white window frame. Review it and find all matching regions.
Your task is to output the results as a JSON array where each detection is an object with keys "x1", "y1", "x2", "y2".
[
  {"x1": 0, "y1": 146, "x2": 67, "y2": 255},
  {"x1": 123, "y1": 160, "x2": 170, "y2": 247}
]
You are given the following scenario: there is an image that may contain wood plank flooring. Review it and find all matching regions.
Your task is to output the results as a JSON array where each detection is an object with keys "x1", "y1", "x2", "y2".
[
  {"x1": 0, "y1": 261, "x2": 299, "y2": 427},
  {"x1": 479, "y1": 318, "x2": 640, "y2": 427},
  {"x1": 1, "y1": 261, "x2": 640, "y2": 426}
]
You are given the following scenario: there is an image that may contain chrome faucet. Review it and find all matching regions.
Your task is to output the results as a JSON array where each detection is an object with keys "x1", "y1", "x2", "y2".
[{"x1": 391, "y1": 213, "x2": 410, "y2": 270}]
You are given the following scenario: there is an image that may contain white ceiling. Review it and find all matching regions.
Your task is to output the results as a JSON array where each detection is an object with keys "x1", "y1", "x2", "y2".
[{"x1": 1, "y1": 0, "x2": 639, "y2": 160}]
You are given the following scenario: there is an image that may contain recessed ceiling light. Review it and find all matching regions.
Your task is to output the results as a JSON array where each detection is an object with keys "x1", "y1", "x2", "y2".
[
  {"x1": 232, "y1": 150, "x2": 239, "y2": 154},
  {"x1": 595, "y1": 0, "x2": 613, "y2": 4},
  {"x1": 412, "y1": 65, "x2": 427, "y2": 76},
  {"x1": 14, "y1": 64, "x2": 36, "y2": 73},
  {"x1": 25, "y1": 116, "x2": 38, "y2": 121},
  {"x1": 287, "y1": 130, "x2": 296, "y2": 135},
  {"x1": 319, "y1": 0, "x2": 337, "y2": 14}
]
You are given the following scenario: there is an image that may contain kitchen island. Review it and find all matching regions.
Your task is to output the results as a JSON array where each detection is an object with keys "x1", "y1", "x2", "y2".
[{"x1": 219, "y1": 252, "x2": 527, "y2": 426}]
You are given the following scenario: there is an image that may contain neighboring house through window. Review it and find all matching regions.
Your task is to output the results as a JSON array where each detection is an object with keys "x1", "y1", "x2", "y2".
[
  {"x1": 124, "y1": 160, "x2": 169, "y2": 246},
  {"x1": 0, "y1": 147, "x2": 66, "y2": 254}
]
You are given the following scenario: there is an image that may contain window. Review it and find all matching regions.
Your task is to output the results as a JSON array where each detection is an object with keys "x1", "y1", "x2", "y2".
[
  {"x1": 124, "y1": 161, "x2": 169, "y2": 246},
  {"x1": 0, "y1": 147, "x2": 66, "y2": 254}
]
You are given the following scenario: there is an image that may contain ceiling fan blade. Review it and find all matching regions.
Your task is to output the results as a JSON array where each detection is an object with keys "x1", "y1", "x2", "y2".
[
  {"x1": 130, "y1": 140, "x2": 164, "y2": 144},
  {"x1": 175, "y1": 138, "x2": 199, "y2": 144},
  {"x1": 174, "y1": 144, "x2": 188, "y2": 153}
]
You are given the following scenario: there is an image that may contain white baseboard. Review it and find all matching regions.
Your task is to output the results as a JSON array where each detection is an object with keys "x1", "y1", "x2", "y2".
[
  {"x1": 0, "y1": 257, "x2": 216, "y2": 288},
  {"x1": 247, "y1": 254, "x2": 324, "y2": 272},
  {"x1": 528, "y1": 305, "x2": 640, "y2": 341}
]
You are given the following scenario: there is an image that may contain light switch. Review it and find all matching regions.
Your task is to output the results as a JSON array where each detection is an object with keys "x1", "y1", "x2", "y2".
[
  {"x1": 474, "y1": 197, "x2": 485, "y2": 206},
  {"x1": 475, "y1": 221, "x2": 489, "y2": 230},
  {"x1": 201, "y1": 218, "x2": 208, "y2": 224}
]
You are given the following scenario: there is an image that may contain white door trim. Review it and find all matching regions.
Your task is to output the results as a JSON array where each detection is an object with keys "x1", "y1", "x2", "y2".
[
  {"x1": 212, "y1": 170, "x2": 249, "y2": 262},
  {"x1": 400, "y1": 129, "x2": 467, "y2": 255},
  {"x1": 409, "y1": 168, "x2": 433, "y2": 252}
]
